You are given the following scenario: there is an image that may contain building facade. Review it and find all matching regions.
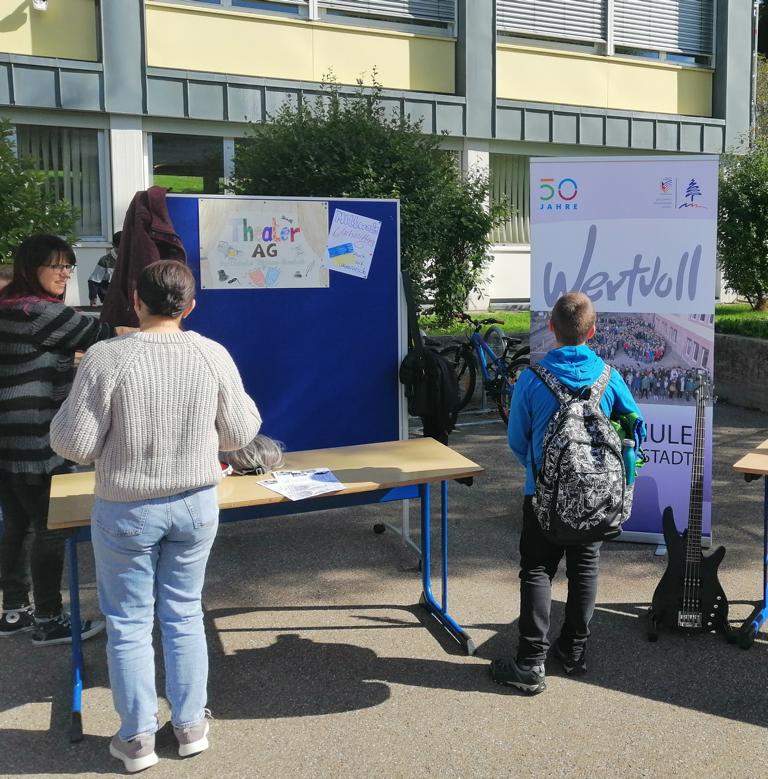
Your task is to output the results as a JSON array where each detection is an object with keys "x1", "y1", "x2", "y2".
[{"x1": 0, "y1": 0, "x2": 753, "y2": 306}]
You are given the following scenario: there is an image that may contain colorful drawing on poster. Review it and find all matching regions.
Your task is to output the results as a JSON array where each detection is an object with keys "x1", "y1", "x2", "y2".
[
  {"x1": 326, "y1": 209, "x2": 381, "y2": 279},
  {"x1": 198, "y1": 199, "x2": 330, "y2": 289}
]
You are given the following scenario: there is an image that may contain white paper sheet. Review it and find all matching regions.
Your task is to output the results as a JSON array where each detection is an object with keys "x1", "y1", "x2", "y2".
[
  {"x1": 259, "y1": 468, "x2": 344, "y2": 501},
  {"x1": 325, "y1": 209, "x2": 381, "y2": 279}
]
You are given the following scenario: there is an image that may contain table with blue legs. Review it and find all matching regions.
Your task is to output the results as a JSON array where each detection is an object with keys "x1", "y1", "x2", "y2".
[
  {"x1": 48, "y1": 437, "x2": 484, "y2": 742},
  {"x1": 733, "y1": 438, "x2": 768, "y2": 649}
]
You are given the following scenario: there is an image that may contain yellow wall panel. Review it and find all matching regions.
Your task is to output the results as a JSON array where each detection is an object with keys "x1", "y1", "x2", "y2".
[
  {"x1": 497, "y1": 45, "x2": 712, "y2": 117},
  {"x1": 0, "y1": 0, "x2": 98, "y2": 61},
  {"x1": 145, "y1": 3, "x2": 454, "y2": 94}
]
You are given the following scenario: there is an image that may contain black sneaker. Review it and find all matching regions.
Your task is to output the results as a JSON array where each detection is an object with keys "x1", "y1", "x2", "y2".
[
  {"x1": 552, "y1": 642, "x2": 587, "y2": 675},
  {"x1": 31, "y1": 612, "x2": 105, "y2": 646},
  {"x1": 490, "y1": 657, "x2": 546, "y2": 694},
  {"x1": 0, "y1": 605, "x2": 35, "y2": 637}
]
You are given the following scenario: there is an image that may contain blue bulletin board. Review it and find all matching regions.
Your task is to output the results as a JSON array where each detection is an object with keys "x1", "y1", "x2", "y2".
[{"x1": 166, "y1": 195, "x2": 403, "y2": 453}]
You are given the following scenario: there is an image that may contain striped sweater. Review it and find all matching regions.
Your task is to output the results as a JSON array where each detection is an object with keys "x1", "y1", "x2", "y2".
[{"x1": 0, "y1": 299, "x2": 114, "y2": 478}]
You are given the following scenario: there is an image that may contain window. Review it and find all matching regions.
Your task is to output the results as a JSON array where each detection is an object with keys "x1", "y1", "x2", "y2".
[
  {"x1": 497, "y1": 0, "x2": 605, "y2": 45},
  {"x1": 320, "y1": 1, "x2": 454, "y2": 25},
  {"x1": 685, "y1": 337, "x2": 692, "y2": 357},
  {"x1": 672, "y1": 328, "x2": 678, "y2": 344},
  {"x1": 152, "y1": 134, "x2": 225, "y2": 194},
  {"x1": 497, "y1": 0, "x2": 714, "y2": 62},
  {"x1": 15, "y1": 125, "x2": 104, "y2": 238},
  {"x1": 490, "y1": 154, "x2": 530, "y2": 245},
  {"x1": 701, "y1": 347, "x2": 708, "y2": 368},
  {"x1": 613, "y1": 0, "x2": 714, "y2": 59},
  {"x1": 693, "y1": 342, "x2": 699, "y2": 360}
]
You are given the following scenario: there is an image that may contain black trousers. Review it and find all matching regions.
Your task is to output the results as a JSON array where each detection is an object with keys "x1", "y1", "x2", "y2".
[
  {"x1": 0, "y1": 475, "x2": 66, "y2": 617},
  {"x1": 517, "y1": 496, "x2": 602, "y2": 664}
]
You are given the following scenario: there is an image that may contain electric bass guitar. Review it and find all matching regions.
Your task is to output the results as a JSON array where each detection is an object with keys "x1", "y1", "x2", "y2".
[{"x1": 648, "y1": 373, "x2": 730, "y2": 640}]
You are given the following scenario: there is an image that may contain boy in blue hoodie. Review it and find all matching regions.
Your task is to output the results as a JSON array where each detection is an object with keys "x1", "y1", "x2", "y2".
[{"x1": 491, "y1": 292, "x2": 642, "y2": 694}]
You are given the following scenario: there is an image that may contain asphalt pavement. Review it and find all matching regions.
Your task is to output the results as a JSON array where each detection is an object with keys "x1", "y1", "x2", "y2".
[{"x1": 0, "y1": 401, "x2": 767, "y2": 778}]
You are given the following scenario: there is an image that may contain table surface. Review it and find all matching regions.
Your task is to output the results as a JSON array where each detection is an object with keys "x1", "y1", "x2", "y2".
[
  {"x1": 48, "y1": 438, "x2": 484, "y2": 530},
  {"x1": 733, "y1": 437, "x2": 768, "y2": 477}
]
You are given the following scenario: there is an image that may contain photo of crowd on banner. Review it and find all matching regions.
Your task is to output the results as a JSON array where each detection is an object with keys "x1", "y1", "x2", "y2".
[{"x1": 529, "y1": 310, "x2": 713, "y2": 406}]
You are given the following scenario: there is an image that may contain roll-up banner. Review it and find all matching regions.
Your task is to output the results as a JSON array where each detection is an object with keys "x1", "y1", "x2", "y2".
[{"x1": 529, "y1": 156, "x2": 718, "y2": 543}]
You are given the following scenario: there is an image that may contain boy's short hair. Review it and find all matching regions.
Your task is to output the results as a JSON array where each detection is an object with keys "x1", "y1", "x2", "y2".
[{"x1": 550, "y1": 292, "x2": 596, "y2": 346}]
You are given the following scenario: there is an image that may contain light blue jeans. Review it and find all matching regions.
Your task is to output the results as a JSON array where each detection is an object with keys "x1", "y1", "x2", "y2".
[{"x1": 91, "y1": 486, "x2": 219, "y2": 741}]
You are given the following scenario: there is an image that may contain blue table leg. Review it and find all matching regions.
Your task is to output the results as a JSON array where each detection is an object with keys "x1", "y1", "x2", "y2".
[
  {"x1": 67, "y1": 534, "x2": 84, "y2": 742},
  {"x1": 738, "y1": 476, "x2": 768, "y2": 648},
  {"x1": 418, "y1": 481, "x2": 476, "y2": 654}
]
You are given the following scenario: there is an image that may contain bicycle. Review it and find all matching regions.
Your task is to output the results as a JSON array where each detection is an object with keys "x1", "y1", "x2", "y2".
[{"x1": 439, "y1": 313, "x2": 530, "y2": 425}]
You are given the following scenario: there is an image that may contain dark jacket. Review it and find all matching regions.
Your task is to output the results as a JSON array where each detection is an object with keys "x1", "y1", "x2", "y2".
[{"x1": 100, "y1": 187, "x2": 186, "y2": 327}]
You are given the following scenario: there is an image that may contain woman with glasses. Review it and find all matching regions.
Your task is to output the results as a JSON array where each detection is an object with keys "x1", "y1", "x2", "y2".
[
  {"x1": 0, "y1": 233, "x2": 130, "y2": 646},
  {"x1": 51, "y1": 260, "x2": 261, "y2": 772}
]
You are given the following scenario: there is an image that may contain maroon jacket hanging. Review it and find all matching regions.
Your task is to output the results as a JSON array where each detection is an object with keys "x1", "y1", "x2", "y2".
[{"x1": 100, "y1": 186, "x2": 187, "y2": 327}]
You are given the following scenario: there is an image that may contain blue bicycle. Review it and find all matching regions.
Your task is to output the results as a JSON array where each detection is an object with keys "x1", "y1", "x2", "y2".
[{"x1": 439, "y1": 313, "x2": 530, "y2": 424}]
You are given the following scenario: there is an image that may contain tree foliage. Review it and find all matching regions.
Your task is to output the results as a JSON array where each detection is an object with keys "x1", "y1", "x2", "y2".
[
  {"x1": 0, "y1": 119, "x2": 77, "y2": 263},
  {"x1": 232, "y1": 77, "x2": 507, "y2": 322},
  {"x1": 718, "y1": 142, "x2": 768, "y2": 310}
]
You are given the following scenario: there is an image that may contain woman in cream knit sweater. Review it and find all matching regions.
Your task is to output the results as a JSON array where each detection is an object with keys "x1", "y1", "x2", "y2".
[{"x1": 51, "y1": 260, "x2": 261, "y2": 773}]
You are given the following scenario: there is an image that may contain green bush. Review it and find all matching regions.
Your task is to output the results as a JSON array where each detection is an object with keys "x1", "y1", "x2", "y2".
[
  {"x1": 718, "y1": 144, "x2": 768, "y2": 311},
  {"x1": 714, "y1": 303, "x2": 768, "y2": 339},
  {"x1": 0, "y1": 120, "x2": 77, "y2": 262},
  {"x1": 232, "y1": 76, "x2": 509, "y2": 325}
]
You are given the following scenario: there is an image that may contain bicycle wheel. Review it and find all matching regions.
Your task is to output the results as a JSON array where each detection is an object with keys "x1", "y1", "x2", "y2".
[
  {"x1": 484, "y1": 326, "x2": 507, "y2": 359},
  {"x1": 496, "y1": 357, "x2": 530, "y2": 425},
  {"x1": 440, "y1": 345, "x2": 476, "y2": 411}
]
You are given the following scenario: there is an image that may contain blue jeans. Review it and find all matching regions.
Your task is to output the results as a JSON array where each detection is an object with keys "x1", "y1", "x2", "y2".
[{"x1": 91, "y1": 486, "x2": 219, "y2": 741}]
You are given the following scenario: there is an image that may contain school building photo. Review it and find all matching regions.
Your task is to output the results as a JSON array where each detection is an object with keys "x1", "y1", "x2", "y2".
[{"x1": 1, "y1": 2, "x2": 768, "y2": 778}]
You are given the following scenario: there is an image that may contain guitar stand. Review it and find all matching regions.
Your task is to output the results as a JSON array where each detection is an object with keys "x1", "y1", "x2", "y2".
[{"x1": 646, "y1": 606, "x2": 735, "y2": 643}]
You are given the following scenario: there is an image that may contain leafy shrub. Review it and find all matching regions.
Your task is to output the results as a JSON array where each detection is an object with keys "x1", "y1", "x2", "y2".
[
  {"x1": 0, "y1": 120, "x2": 77, "y2": 262},
  {"x1": 232, "y1": 76, "x2": 509, "y2": 324}
]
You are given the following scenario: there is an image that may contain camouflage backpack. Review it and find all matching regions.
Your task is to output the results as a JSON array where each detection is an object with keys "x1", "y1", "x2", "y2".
[{"x1": 531, "y1": 364, "x2": 632, "y2": 543}]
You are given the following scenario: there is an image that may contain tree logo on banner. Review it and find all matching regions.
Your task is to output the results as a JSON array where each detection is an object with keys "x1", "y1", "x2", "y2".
[{"x1": 679, "y1": 178, "x2": 706, "y2": 209}]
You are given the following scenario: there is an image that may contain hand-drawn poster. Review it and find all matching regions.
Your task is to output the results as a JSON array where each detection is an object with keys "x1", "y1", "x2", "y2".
[
  {"x1": 198, "y1": 199, "x2": 329, "y2": 289},
  {"x1": 326, "y1": 208, "x2": 381, "y2": 279},
  {"x1": 529, "y1": 156, "x2": 718, "y2": 542}
]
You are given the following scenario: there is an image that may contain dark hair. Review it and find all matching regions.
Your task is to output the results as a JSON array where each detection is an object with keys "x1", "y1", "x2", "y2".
[
  {"x1": 550, "y1": 292, "x2": 596, "y2": 345},
  {"x1": 112, "y1": 231, "x2": 122, "y2": 247},
  {"x1": 137, "y1": 260, "x2": 195, "y2": 318},
  {"x1": 0, "y1": 233, "x2": 76, "y2": 301}
]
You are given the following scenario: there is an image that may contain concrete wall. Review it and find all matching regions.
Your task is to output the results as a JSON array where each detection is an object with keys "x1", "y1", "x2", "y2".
[
  {"x1": 714, "y1": 333, "x2": 768, "y2": 412},
  {"x1": 496, "y1": 44, "x2": 713, "y2": 117},
  {"x1": 144, "y1": 1, "x2": 455, "y2": 94}
]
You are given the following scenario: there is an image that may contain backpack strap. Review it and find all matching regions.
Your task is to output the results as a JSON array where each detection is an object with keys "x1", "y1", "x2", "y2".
[
  {"x1": 530, "y1": 365, "x2": 576, "y2": 406},
  {"x1": 531, "y1": 363, "x2": 612, "y2": 408}
]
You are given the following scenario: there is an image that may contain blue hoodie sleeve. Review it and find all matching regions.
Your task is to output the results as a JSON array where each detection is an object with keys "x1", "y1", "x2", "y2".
[
  {"x1": 605, "y1": 368, "x2": 646, "y2": 441},
  {"x1": 508, "y1": 368, "x2": 534, "y2": 467}
]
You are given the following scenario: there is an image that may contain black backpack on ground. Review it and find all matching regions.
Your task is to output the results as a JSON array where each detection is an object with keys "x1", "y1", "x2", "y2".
[{"x1": 398, "y1": 272, "x2": 459, "y2": 445}]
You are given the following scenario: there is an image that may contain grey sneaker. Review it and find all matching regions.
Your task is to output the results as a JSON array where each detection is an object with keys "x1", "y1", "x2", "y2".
[
  {"x1": 552, "y1": 641, "x2": 588, "y2": 675},
  {"x1": 0, "y1": 605, "x2": 35, "y2": 637},
  {"x1": 31, "y1": 612, "x2": 105, "y2": 646},
  {"x1": 109, "y1": 733, "x2": 159, "y2": 773},
  {"x1": 490, "y1": 657, "x2": 546, "y2": 694},
  {"x1": 174, "y1": 711, "x2": 211, "y2": 758}
]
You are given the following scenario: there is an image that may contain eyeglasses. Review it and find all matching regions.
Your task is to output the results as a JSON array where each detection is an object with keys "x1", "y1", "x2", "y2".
[{"x1": 42, "y1": 263, "x2": 77, "y2": 274}]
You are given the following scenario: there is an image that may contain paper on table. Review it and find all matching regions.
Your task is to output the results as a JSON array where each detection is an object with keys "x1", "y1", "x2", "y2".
[
  {"x1": 260, "y1": 468, "x2": 344, "y2": 501},
  {"x1": 325, "y1": 209, "x2": 381, "y2": 279}
]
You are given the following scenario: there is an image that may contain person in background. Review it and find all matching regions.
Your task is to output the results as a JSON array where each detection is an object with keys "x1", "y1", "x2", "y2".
[
  {"x1": 0, "y1": 234, "x2": 129, "y2": 646},
  {"x1": 0, "y1": 264, "x2": 12, "y2": 292},
  {"x1": 51, "y1": 260, "x2": 262, "y2": 773},
  {"x1": 88, "y1": 231, "x2": 121, "y2": 307}
]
